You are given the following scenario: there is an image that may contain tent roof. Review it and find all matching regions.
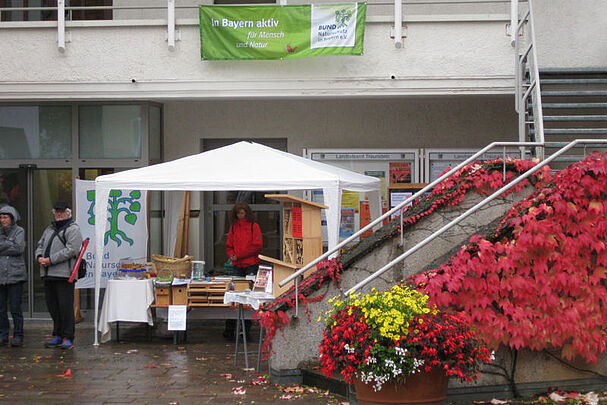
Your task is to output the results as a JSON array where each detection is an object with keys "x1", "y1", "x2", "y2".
[{"x1": 95, "y1": 141, "x2": 380, "y2": 192}]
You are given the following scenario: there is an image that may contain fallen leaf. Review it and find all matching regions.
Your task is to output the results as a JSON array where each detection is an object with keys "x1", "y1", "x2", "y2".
[
  {"x1": 144, "y1": 365, "x2": 156, "y2": 369},
  {"x1": 283, "y1": 385, "x2": 304, "y2": 393},
  {"x1": 250, "y1": 376, "x2": 269, "y2": 386},
  {"x1": 126, "y1": 349, "x2": 138, "y2": 354},
  {"x1": 63, "y1": 369, "x2": 72, "y2": 377},
  {"x1": 280, "y1": 394, "x2": 301, "y2": 400},
  {"x1": 582, "y1": 392, "x2": 599, "y2": 405},
  {"x1": 549, "y1": 392, "x2": 566, "y2": 403}
]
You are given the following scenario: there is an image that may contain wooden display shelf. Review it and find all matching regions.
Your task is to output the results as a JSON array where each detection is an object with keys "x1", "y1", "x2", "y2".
[
  {"x1": 259, "y1": 254, "x2": 315, "y2": 297},
  {"x1": 187, "y1": 281, "x2": 230, "y2": 307}
]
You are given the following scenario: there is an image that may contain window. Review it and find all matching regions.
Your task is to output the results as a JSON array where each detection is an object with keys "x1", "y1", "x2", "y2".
[
  {"x1": 0, "y1": 105, "x2": 71, "y2": 159},
  {"x1": 0, "y1": 0, "x2": 112, "y2": 22},
  {"x1": 79, "y1": 105, "x2": 143, "y2": 159}
]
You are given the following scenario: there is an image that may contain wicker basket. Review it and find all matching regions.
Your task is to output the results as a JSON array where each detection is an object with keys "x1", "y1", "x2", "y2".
[{"x1": 152, "y1": 254, "x2": 192, "y2": 278}]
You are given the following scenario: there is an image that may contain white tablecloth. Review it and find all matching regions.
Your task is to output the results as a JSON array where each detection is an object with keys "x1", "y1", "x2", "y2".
[
  {"x1": 98, "y1": 278, "x2": 155, "y2": 343},
  {"x1": 223, "y1": 291, "x2": 275, "y2": 310}
]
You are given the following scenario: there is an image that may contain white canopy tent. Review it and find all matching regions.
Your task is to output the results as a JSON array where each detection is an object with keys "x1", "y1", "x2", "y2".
[{"x1": 92, "y1": 141, "x2": 381, "y2": 344}]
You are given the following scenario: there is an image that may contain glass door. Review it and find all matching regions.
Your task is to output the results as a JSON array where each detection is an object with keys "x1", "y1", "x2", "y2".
[
  {"x1": 201, "y1": 138, "x2": 287, "y2": 273},
  {"x1": 0, "y1": 167, "x2": 73, "y2": 318},
  {"x1": 207, "y1": 191, "x2": 281, "y2": 273}
]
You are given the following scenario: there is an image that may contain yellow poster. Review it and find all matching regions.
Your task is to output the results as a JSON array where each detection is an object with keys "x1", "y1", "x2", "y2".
[{"x1": 341, "y1": 190, "x2": 360, "y2": 211}]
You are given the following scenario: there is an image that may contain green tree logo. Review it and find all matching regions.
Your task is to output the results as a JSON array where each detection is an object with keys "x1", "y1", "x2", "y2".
[
  {"x1": 86, "y1": 190, "x2": 142, "y2": 246},
  {"x1": 335, "y1": 9, "x2": 353, "y2": 27}
]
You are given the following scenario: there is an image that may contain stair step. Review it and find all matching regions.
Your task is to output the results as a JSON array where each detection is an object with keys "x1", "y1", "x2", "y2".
[
  {"x1": 541, "y1": 115, "x2": 607, "y2": 122},
  {"x1": 540, "y1": 79, "x2": 607, "y2": 85},
  {"x1": 541, "y1": 90, "x2": 607, "y2": 97},
  {"x1": 301, "y1": 367, "x2": 351, "y2": 398},
  {"x1": 539, "y1": 67, "x2": 607, "y2": 76},
  {"x1": 542, "y1": 103, "x2": 607, "y2": 109},
  {"x1": 530, "y1": 128, "x2": 607, "y2": 135}
]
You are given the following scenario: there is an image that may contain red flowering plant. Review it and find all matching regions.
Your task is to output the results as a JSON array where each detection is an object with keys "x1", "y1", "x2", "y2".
[{"x1": 318, "y1": 284, "x2": 492, "y2": 392}]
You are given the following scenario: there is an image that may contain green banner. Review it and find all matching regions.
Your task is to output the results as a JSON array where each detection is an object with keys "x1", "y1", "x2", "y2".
[{"x1": 199, "y1": 3, "x2": 366, "y2": 60}]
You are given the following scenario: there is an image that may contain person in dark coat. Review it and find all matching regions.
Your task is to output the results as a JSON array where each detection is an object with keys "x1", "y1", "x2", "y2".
[
  {"x1": 0, "y1": 205, "x2": 27, "y2": 347},
  {"x1": 35, "y1": 201, "x2": 82, "y2": 350}
]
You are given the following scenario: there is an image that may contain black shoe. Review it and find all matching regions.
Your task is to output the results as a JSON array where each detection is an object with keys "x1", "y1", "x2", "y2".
[{"x1": 10, "y1": 336, "x2": 23, "y2": 347}]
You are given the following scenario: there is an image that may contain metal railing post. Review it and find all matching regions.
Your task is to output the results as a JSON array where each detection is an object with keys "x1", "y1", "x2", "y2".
[
  {"x1": 57, "y1": 0, "x2": 66, "y2": 53},
  {"x1": 394, "y1": 0, "x2": 402, "y2": 48},
  {"x1": 167, "y1": 0, "x2": 176, "y2": 51}
]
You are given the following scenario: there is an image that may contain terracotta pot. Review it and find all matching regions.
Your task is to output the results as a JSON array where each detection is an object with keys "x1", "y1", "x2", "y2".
[{"x1": 354, "y1": 368, "x2": 449, "y2": 405}]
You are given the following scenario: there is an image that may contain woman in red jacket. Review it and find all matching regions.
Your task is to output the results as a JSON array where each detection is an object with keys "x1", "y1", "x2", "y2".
[
  {"x1": 226, "y1": 202, "x2": 263, "y2": 275},
  {"x1": 224, "y1": 202, "x2": 263, "y2": 339}
]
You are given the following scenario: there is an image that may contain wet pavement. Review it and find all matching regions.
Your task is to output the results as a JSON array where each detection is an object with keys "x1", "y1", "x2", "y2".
[{"x1": 0, "y1": 319, "x2": 347, "y2": 405}]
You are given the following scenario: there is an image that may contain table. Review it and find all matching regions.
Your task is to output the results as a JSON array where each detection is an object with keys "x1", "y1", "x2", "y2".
[
  {"x1": 224, "y1": 291, "x2": 275, "y2": 371},
  {"x1": 98, "y1": 279, "x2": 155, "y2": 343}
]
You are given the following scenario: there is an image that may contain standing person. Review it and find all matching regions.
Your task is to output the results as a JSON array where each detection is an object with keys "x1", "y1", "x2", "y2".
[
  {"x1": 35, "y1": 201, "x2": 82, "y2": 350},
  {"x1": 224, "y1": 201, "x2": 263, "y2": 339},
  {"x1": 0, "y1": 206, "x2": 26, "y2": 347}
]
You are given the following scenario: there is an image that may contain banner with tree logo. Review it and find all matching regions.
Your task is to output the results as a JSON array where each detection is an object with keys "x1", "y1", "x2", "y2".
[
  {"x1": 199, "y1": 2, "x2": 366, "y2": 60},
  {"x1": 74, "y1": 179, "x2": 148, "y2": 289}
]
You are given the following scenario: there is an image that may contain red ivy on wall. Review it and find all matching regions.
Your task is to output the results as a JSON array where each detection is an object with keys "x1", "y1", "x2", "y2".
[
  {"x1": 254, "y1": 157, "x2": 553, "y2": 356},
  {"x1": 410, "y1": 152, "x2": 607, "y2": 363}
]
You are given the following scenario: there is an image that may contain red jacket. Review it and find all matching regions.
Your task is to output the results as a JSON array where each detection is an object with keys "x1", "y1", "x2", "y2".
[{"x1": 226, "y1": 219, "x2": 263, "y2": 268}]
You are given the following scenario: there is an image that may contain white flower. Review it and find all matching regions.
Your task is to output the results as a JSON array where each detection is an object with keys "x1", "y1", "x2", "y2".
[{"x1": 343, "y1": 344, "x2": 355, "y2": 354}]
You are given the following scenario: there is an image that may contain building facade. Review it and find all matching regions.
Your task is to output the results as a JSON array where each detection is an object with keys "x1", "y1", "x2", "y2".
[{"x1": 0, "y1": 0, "x2": 605, "y2": 316}]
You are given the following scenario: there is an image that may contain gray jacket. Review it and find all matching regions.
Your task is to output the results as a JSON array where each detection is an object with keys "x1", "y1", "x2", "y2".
[
  {"x1": 35, "y1": 218, "x2": 83, "y2": 279},
  {"x1": 0, "y1": 206, "x2": 26, "y2": 285}
]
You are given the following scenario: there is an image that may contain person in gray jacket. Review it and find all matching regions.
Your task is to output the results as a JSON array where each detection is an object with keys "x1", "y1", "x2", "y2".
[
  {"x1": 35, "y1": 201, "x2": 82, "y2": 350},
  {"x1": 0, "y1": 205, "x2": 26, "y2": 347}
]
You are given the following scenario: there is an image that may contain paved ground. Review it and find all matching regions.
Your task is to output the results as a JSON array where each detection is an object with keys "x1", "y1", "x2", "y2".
[{"x1": 0, "y1": 319, "x2": 347, "y2": 405}]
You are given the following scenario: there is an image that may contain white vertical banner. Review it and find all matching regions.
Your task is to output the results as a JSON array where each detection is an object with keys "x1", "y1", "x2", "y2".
[{"x1": 75, "y1": 179, "x2": 148, "y2": 289}]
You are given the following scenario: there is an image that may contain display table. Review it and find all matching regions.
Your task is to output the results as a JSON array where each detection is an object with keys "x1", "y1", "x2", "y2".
[
  {"x1": 224, "y1": 291, "x2": 275, "y2": 371},
  {"x1": 99, "y1": 279, "x2": 155, "y2": 343}
]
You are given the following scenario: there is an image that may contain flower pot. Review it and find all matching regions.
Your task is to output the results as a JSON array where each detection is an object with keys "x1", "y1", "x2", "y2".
[{"x1": 354, "y1": 368, "x2": 449, "y2": 405}]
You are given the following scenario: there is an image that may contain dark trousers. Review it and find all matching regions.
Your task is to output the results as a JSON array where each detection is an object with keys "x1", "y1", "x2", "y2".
[
  {"x1": 225, "y1": 264, "x2": 259, "y2": 334},
  {"x1": 44, "y1": 279, "x2": 75, "y2": 341},
  {"x1": 0, "y1": 282, "x2": 24, "y2": 340}
]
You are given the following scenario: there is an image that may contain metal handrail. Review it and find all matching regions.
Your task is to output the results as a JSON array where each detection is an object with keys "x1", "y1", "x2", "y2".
[
  {"x1": 279, "y1": 141, "x2": 541, "y2": 289},
  {"x1": 344, "y1": 139, "x2": 607, "y2": 296},
  {"x1": 0, "y1": 0, "x2": 510, "y2": 13},
  {"x1": 514, "y1": 0, "x2": 544, "y2": 157}
]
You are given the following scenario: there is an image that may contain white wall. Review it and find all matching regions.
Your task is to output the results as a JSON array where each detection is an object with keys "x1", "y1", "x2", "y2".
[
  {"x1": 0, "y1": 18, "x2": 514, "y2": 100},
  {"x1": 163, "y1": 96, "x2": 517, "y2": 160},
  {"x1": 533, "y1": 0, "x2": 607, "y2": 68}
]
